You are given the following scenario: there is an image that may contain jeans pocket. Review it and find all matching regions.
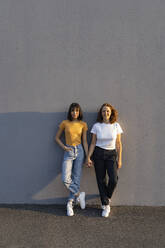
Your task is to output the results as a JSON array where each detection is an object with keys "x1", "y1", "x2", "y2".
[
  {"x1": 68, "y1": 149, "x2": 74, "y2": 157},
  {"x1": 64, "y1": 147, "x2": 74, "y2": 159}
]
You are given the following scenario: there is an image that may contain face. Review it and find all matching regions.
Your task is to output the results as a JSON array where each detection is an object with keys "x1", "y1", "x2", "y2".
[
  {"x1": 101, "y1": 106, "x2": 111, "y2": 122},
  {"x1": 71, "y1": 108, "x2": 80, "y2": 120}
]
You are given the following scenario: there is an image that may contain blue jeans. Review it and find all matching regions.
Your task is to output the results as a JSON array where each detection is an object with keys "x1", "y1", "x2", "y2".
[{"x1": 62, "y1": 144, "x2": 84, "y2": 201}]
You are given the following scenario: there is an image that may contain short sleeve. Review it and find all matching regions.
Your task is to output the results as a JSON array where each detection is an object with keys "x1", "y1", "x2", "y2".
[
  {"x1": 116, "y1": 122, "x2": 123, "y2": 134},
  {"x1": 91, "y1": 123, "x2": 97, "y2": 134},
  {"x1": 83, "y1": 122, "x2": 88, "y2": 131},
  {"x1": 59, "y1": 120, "x2": 66, "y2": 131}
]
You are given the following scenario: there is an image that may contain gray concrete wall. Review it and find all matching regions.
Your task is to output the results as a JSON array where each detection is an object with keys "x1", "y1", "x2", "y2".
[{"x1": 0, "y1": 0, "x2": 165, "y2": 205}]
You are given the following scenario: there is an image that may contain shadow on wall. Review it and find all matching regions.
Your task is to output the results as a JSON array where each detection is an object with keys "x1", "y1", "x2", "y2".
[{"x1": 0, "y1": 112, "x2": 98, "y2": 204}]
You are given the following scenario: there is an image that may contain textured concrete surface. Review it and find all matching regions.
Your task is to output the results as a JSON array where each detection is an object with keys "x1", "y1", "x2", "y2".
[
  {"x1": 0, "y1": 0, "x2": 165, "y2": 205},
  {"x1": 0, "y1": 205, "x2": 165, "y2": 248}
]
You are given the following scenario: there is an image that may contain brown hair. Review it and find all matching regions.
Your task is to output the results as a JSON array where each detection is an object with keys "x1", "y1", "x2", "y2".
[{"x1": 96, "y1": 103, "x2": 118, "y2": 124}]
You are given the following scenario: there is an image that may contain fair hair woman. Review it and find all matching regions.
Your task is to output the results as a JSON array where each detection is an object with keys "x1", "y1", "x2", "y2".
[{"x1": 87, "y1": 103, "x2": 123, "y2": 217}]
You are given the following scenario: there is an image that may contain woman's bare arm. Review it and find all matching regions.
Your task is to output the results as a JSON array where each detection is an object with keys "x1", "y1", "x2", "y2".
[
  {"x1": 82, "y1": 130, "x2": 88, "y2": 157},
  {"x1": 55, "y1": 128, "x2": 72, "y2": 152},
  {"x1": 116, "y1": 134, "x2": 122, "y2": 169},
  {"x1": 86, "y1": 134, "x2": 97, "y2": 167}
]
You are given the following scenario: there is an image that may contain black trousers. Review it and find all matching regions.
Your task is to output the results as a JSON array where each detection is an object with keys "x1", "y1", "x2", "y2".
[{"x1": 92, "y1": 146, "x2": 118, "y2": 206}]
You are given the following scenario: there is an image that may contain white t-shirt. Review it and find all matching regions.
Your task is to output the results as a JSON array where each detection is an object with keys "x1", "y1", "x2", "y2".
[{"x1": 91, "y1": 122, "x2": 123, "y2": 150}]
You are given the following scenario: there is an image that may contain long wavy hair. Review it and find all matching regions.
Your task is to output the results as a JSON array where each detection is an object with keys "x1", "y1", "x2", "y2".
[{"x1": 96, "y1": 103, "x2": 118, "y2": 124}]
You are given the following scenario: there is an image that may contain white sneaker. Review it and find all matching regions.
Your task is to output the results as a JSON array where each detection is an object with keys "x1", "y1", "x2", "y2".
[
  {"x1": 67, "y1": 201, "x2": 74, "y2": 216},
  {"x1": 77, "y1": 192, "x2": 86, "y2": 209},
  {"x1": 101, "y1": 199, "x2": 111, "y2": 210},
  {"x1": 102, "y1": 205, "x2": 111, "y2": 217}
]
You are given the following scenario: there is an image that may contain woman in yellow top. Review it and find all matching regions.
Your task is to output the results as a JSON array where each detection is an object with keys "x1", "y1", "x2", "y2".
[{"x1": 55, "y1": 103, "x2": 88, "y2": 216}]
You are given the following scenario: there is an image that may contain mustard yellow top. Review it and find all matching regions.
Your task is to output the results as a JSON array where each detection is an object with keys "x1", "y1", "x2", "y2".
[{"x1": 59, "y1": 120, "x2": 88, "y2": 146}]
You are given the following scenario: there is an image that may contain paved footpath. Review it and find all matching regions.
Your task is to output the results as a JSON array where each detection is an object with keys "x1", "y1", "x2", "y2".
[{"x1": 0, "y1": 205, "x2": 165, "y2": 248}]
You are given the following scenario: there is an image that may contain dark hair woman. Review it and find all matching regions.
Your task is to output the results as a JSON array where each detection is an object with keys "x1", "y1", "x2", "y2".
[{"x1": 55, "y1": 103, "x2": 88, "y2": 216}]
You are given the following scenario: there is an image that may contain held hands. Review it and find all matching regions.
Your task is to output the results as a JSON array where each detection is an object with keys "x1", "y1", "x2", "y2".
[{"x1": 85, "y1": 157, "x2": 94, "y2": 168}]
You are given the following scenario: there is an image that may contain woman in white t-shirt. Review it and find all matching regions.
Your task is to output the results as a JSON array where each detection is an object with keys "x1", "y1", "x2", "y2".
[{"x1": 87, "y1": 103, "x2": 123, "y2": 217}]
